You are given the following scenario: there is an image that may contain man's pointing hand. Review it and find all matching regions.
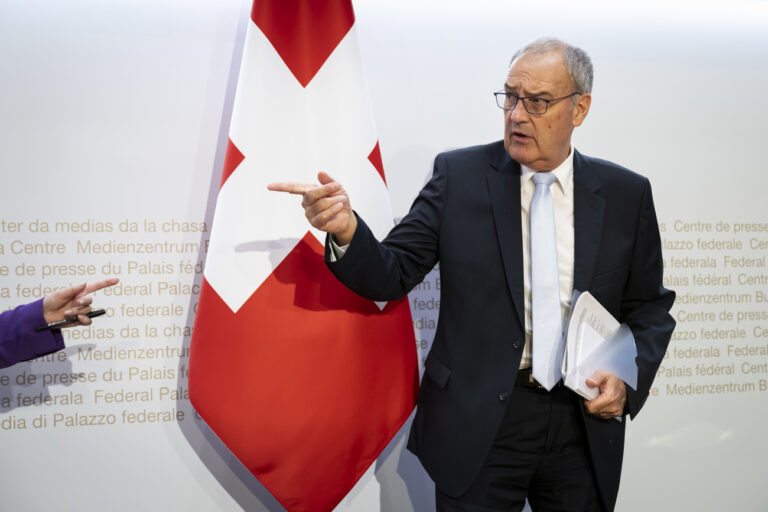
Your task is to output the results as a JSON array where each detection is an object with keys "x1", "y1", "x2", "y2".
[{"x1": 268, "y1": 171, "x2": 358, "y2": 245}]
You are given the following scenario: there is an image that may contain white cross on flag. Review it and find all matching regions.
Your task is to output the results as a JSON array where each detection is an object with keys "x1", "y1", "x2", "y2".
[{"x1": 189, "y1": 1, "x2": 418, "y2": 511}]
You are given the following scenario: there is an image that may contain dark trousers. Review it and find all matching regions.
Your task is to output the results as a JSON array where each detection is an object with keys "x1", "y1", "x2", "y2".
[{"x1": 436, "y1": 384, "x2": 604, "y2": 512}]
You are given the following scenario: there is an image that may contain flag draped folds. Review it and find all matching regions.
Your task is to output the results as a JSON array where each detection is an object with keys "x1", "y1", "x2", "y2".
[{"x1": 189, "y1": 2, "x2": 418, "y2": 511}]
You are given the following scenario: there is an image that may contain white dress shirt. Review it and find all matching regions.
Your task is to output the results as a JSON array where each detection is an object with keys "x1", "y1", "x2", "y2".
[{"x1": 519, "y1": 148, "x2": 575, "y2": 369}]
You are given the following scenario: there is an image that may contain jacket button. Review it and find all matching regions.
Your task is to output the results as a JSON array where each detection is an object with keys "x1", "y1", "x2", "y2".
[{"x1": 498, "y1": 391, "x2": 509, "y2": 401}]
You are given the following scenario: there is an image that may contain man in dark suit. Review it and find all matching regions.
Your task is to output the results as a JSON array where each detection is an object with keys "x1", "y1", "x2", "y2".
[{"x1": 270, "y1": 38, "x2": 675, "y2": 511}]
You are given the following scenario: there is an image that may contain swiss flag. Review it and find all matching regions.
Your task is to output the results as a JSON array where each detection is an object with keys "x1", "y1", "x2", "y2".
[{"x1": 189, "y1": 1, "x2": 419, "y2": 512}]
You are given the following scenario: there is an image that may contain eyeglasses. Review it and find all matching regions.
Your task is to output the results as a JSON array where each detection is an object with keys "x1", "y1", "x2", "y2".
[{"x1": 494, "y1": 91, "x2": 582, "y2": 115}]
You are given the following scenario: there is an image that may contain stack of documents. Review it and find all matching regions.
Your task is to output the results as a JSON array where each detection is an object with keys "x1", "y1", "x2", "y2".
[{"x1": 561, "y1": 291, "x2": 638, "y2": 400}]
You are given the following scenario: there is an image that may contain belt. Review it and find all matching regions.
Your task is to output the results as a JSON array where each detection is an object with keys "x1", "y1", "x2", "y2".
[{"x1": 515, "y1": 368, "x2": 562, "y2": 391}]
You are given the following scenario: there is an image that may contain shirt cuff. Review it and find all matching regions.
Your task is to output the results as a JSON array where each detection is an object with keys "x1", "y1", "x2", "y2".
[{"x1": 328, "y1": 236, "x2": 350, "y2": 262}]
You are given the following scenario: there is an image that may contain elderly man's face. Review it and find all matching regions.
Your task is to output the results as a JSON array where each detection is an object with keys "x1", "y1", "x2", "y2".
[{"x1": 503, "y1": 51, "x2": 590, "y2": 171}]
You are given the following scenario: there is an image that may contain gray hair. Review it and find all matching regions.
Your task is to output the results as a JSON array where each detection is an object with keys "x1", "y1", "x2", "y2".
[{"x1": 509, "y1": 37, "x2": 593, "y2": 94}]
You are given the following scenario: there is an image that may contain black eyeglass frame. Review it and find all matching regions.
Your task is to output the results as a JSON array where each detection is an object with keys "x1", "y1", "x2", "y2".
[{"x1": 494, "y1": 91, "x2": 582, "y2": 115}]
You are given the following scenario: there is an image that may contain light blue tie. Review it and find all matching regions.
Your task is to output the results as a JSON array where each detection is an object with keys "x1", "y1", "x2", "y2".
[{"x1": 531, "y1": 171, "x2": 564, "y2": 390}]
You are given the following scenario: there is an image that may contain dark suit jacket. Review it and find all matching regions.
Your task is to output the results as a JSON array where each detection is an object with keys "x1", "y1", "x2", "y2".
[
  {"x1": 0, "y1": 299, "x2": 64, "y2": 368},
  {"x1": 327, "y1": 140, "x2": 675, "y2": 511}
]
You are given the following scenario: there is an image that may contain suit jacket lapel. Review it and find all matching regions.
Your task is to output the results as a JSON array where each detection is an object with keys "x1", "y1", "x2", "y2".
[
  {"x1": 573, "y1": 150, "x2": 605, "y2": 293},
  {"x1": 487, "y1": 145, "x2": 525, "y2": 329}
]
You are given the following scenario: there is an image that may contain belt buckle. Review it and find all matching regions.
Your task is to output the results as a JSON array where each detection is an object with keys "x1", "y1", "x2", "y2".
[
  {"x1": 526, "y1": 371, "x2": 552, "y2": 391},
  {"x1": 531, "y1": 373, "x2": 548, "y2": 391}
]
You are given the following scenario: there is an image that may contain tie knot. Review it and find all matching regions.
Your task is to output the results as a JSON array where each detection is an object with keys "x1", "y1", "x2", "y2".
[{"x1": 532, "y1": 171, "x2": 556, "y2": 187}]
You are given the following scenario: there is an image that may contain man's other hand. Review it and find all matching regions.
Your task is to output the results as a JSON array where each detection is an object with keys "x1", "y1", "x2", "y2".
[
  {"x1": 268, "y1": 171, "x2": 357, "y2": 245},
  {"x1": 584, "y1": 370, "x2": 627, "y2": 419}
]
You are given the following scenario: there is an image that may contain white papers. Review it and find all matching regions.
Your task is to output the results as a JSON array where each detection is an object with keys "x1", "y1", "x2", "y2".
[{"x1": 561, "y1": 291, "x2": 638, "y2": 400}]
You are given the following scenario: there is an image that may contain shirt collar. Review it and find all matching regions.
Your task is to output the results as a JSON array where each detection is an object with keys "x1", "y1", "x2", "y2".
[{"x1": 520, "y1": 146, "x2": 574, "y2": 194}]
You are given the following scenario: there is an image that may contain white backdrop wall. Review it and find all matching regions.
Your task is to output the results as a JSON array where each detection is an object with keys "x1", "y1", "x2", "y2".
[{"x1": 1, "y1": 0, "x2": 767, "y2": 510}]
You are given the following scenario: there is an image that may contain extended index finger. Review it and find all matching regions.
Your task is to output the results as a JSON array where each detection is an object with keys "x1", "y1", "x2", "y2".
[
  {"x1": 83, "y1": 278, "x2": 120, "y2": 295},
  {"x1": 267, "y1": 182, "x2": 315, "y2": 195}
]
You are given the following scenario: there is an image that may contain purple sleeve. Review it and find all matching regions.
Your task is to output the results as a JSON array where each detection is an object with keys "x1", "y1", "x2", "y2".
[{"x1": 0, "y1": 299, "x2": 65, "y2": 368}]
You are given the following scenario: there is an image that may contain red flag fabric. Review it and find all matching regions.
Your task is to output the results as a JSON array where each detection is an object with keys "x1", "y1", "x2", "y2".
[{"x1": 189, "y1": 1, "x2": 419, "y2": 511}]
